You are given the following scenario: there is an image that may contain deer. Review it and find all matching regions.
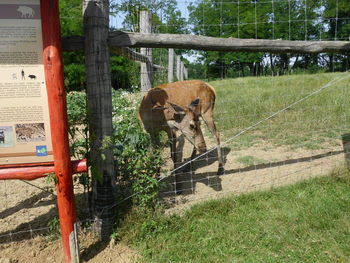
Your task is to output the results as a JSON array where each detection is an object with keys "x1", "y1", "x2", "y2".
[{"x1": 138, "y1": 80, "x2": 224, "y2": 184}]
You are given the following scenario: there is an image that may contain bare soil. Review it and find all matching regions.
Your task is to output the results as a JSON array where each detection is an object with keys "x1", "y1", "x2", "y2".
[{"x1": 1, "y1": 137, "x2": 348, "y2": 262}]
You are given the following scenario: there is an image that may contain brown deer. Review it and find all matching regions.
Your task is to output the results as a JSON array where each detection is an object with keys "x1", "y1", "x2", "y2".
[{"x1": 138, "y1": 80, "x2": 224, "y2": 178}]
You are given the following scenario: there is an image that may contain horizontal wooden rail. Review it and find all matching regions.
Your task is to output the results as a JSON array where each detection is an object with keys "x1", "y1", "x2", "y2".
[
  {"x1": 0, "y1": 159, "x2": 87, "y2": 181},
  {"x1": 62, "y1": 31, "x2": 350, "y2": 54}
]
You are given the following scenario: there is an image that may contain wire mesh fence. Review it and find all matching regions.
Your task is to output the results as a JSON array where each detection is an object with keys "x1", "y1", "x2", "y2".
[
  {"x1": 1, "y1": 0, "x2": 350, "y2": 258},
  {"x1": 0, "y1": 178, "x2": 56, "y2": 244},
  {"x1": 139, "y1": 72, "x2": 350, "y2": 207}
]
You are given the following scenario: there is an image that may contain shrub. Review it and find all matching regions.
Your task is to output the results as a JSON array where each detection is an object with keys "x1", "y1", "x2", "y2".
[{"x1": 67, "y1": 90, "x2": 164, "y2": 209}]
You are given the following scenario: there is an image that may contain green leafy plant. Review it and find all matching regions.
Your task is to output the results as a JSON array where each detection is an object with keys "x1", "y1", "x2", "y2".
[
  {"x1": 111, "y1": 90, "x2": 164, "y2": 208},
  {"x1": 47, "y1": 217, "x2": 60, "y2": 238},
  {"x1": 67, "y1": 89, "x2": 164, "y2": 211}
]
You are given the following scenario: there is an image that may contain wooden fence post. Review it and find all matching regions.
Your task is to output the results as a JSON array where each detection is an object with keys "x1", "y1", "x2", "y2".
[
  {"x1": 180, "y1": 61, "x2": 184, "y2": 81},
  {"x1": 140, "y1": 11, "x2": 153, "y2": 93},
  {"x1": 83, "y1": 0, "x2": 116, "y2": 240},
  {"x1": 40, "y1": 0, "x2": 79, "y2": 262},
  {"x1": 168, "y1": 48, "x2": 174, "y2": 83},
  {"x1": 184, "y1": 66, "x2": 188, "y2": 80},
  {"x1": 176, "y1": 55, "x2": 181, "y2": 81}
]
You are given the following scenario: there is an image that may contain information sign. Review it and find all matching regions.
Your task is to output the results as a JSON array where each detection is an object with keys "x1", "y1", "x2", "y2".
[{"x1": 0, "y1": 0, "x2": 53, "y2": 165}]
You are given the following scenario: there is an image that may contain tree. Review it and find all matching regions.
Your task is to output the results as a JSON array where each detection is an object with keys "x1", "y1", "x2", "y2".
[
  {"x1": 188, "y1": 0, "x2": 331, "y2": 78},
  {"x1": 112, "y1": 0, "x2": 189, "y2": 86},
  {"x1": 324, "y1": 0, "x2": 350, "y2": 71},
  {"x1": 60, "y1": 0, "x2": 85, "y2": 91}
]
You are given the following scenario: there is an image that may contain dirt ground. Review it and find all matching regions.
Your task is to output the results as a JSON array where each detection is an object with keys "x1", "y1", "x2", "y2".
[{"x1": 1, "y1": 137, "x2": 349, "y2": 262}]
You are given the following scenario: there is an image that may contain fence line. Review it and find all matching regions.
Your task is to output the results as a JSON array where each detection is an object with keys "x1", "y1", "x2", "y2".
[
  {"x1": 94, "y1": 71, "x2": 350, "y2": 212},
  {"x1": 162, "y1": 72, "x2": 350, "y2": 177}
]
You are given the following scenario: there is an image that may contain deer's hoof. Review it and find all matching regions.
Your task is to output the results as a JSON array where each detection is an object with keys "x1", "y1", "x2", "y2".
[{"x1": 217, "y1": 166, "x2": 225, "y2": 176}]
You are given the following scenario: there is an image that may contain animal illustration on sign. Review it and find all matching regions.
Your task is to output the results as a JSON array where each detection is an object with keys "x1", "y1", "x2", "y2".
[
  {"x1": 28, "y1": 74, "x2": 36, "y2": 80},
  {"x1": 17, "y1": 6, "x2": 35, "y2": 18},
  {"x1": 0, "y1": 131, "x2": 5, "y2": 143},
  {"x1": 139, "y1": 80, "x2": 224, "y2": 184},
  {"x1": 15, "y1": 124, "x2": 46, "y2": 142}
]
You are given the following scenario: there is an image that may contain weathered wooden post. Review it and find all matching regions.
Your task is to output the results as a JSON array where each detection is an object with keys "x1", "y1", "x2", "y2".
[
  {"x1": 140, "y1": 11, "x2": 153, "y2": 93},
  {"x1": 83, "y1": 0, "x2": 116, "y2": 240},
  {"x1": 168, "y1": 48, "x2": 174, "y2": 83},
  {"x1": 180, "y1": 61, "x2": 184, "y2": 81},
  {"x1": 176, "y1": 55, "x2": 181, "y2": 81},
  {"x1": 184, "y1": 66, "x2": 188, "y2": 80}
]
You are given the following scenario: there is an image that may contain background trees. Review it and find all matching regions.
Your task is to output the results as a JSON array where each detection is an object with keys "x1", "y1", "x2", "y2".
[
  {"x1": 187, "y1": 0, "x2": 349, "y2": 79},
  {"x1": 60, "y1": 0, "x2": 349, "y2": 87}
]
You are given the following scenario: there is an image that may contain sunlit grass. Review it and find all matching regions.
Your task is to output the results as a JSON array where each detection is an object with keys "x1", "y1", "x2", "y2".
[
  {"x1": 120, "y1": 168, "x2": 350, "y2": 263},
  {"x1": 211, "y1": 72, "x2": 350, "y2": 149}
]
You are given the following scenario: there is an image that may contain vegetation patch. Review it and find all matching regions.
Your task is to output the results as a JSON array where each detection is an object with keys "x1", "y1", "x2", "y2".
[
  {"x1": 236, "y1": 155, "x2": 267, "y2": 166},
  {"x1": 117, "y1": 168, "x2": 350, "y2": 263},
  {"x1": 212, "y1": 72, "x2": 350, "y2": 150}
]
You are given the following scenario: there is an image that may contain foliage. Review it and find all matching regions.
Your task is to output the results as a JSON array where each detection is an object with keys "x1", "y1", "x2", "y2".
[
  {"x1": 60, "y1": 0, "x2": 140, "y2": 91},
  {"x1": 67, "y1": 90, "x2": 164, "y2": 209},
  {"x1": 111, "y1": 90, "x2": 164, "y2": 208},
  {"x1": 113, "y1": 0, "x2": 187, "y2": 34},
  {"x1": 110, "y1": 55, "x2": 140, "y2": 90},
  {"x1": 47, "y1": 217, "x2": 60, "y2": 238},
  {"x1": 59, "y1": 0, "x2": 86, "y2": 92},
  {"x1": 121, "y1": 169, "x2": 350, "y2": 262},
  {"x1": 188, "y1": 0, "x2": 349, "y2": 79}
]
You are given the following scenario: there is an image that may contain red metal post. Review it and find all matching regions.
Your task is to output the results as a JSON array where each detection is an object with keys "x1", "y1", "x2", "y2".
[{"x1": 40, "y1": 0, "x2": 79, "y2": 262}]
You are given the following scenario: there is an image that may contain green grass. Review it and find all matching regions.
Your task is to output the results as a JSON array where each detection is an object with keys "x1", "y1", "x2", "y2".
[
  {"x1": 236, "y1": 155, "x2": 267, "y2": 166},
  {"x1": 211, "y1": 72, "x2": 350, "y2": 149},
  {"x1": 119, "y1": 168, "x2": 350, "y2": 262}
]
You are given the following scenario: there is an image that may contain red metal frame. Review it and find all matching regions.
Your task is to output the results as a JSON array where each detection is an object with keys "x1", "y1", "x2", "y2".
[
  {"x1": 0, "y1": 159, "x2": 87, "y2": 180},
  {"x1": 0, "y1": 1, "x2": 86, "y2": 262},
  {"x1": 40, "y1": 0, "x2": 81, "y2": 262}
]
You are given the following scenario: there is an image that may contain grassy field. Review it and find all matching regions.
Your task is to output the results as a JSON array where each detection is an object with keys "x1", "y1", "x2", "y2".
[
  {"x1": 113, "y1": 72, "x2": 350, "y2": 262},
  {"x1": 211, "y1": 72, "x2": 350, "y2": 149},
  {"x1": 120, "y1": 168, "x2": 350, "y2": 263}
]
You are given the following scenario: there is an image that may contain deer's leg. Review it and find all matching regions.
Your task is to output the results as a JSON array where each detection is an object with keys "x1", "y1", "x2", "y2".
[
  {"x1": 190, "y1": 124, "x2": 206, "y2": 171},
  {"x1": 168, "y1": 129, "x2": 183, "y2": 194},
  {"x1": 167, "y1": 129, "x2": 177, "y2": 165},
  {"x1": 194, "y1": 121, "x2": 207, "y2": 155},
  {"x1": 202, "y1": 112, "x2": 224, "y2": 175}
]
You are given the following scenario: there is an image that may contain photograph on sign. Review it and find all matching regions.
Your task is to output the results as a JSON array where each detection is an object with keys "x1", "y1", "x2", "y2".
[{"x1": 0, "y1": 0, "x2": 53, "y2": 165}]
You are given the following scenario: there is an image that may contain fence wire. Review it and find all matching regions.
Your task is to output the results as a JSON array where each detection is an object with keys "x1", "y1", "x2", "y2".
[
  {"x1": 0, "y1": 178, "x2": 57, "y2": 244},
  {"x1": 2, "y1": 0, "x2": 350, "y2": 253}
]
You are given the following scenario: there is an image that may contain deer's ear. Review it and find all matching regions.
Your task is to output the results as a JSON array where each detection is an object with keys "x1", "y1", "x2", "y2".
[
  {"x1": 169, "y1": 102, "x2": 185, "y2": 114},
  {"x1": 167, "y1": 103, "x2": 186, "y2": 122},
  {"x1": 189, "y1": 98, "x2": 200, "y2": 111}
]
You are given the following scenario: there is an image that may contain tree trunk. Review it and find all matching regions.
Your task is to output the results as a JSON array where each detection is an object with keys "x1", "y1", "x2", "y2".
[{"x1": 83, "y1": 0, "x2": 116, "y2": 240}]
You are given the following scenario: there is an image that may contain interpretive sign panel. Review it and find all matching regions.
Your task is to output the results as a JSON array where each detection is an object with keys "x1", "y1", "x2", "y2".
[{"x1": 0, "y1": 0, "x2": 53, "y2": 165}]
